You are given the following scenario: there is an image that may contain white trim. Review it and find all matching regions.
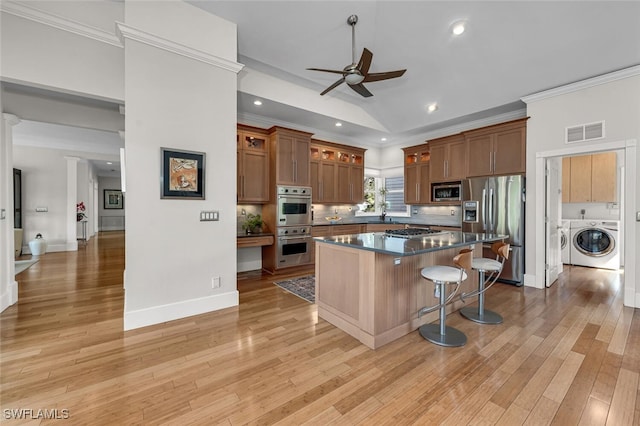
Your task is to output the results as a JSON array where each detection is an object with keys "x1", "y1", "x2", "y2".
[
  {"x1": 115, "y1": 22, "x2": 244, "y2": 74},
  {"x1": 124, "y1": 291, "x2": 240, "y2": 331},
  {"x1": 532, "y1": 139, "x2": 637, "y2": 308},
  {"x1": 0, "y1": 280, "x2": 18, "y2": 313},
  {"x1": 522, "y1": 65, "x2": 640, "y2": 103},
  {"x1": 0, "y1": 1, "x2": 122, "y2": 47},
  {"x1": 21, "y1": 241, "x2": 76, "y2": 254}
]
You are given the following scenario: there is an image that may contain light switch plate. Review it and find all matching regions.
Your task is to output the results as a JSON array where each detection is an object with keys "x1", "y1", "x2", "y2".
[
  {"x1": 36, "y1": 207, "x2": 48, "y2": 212},
  {"x1": 0, "y1": 209, "x2": 5, "y2": 220},
  {"x1": 200, "y1": 211, "x2": 220, "y2": 221}
]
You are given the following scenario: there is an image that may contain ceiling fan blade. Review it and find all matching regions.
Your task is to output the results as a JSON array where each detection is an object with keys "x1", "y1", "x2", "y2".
[
  {"x1": 356, "y1": 48, "x2": 373, "y2": 75},
  {"x1": 348, "y1": 83, "x2": 373, "y2": 98},
  {"x1": 307, "y1": 67, "x2": 346, "y2": 75},
  {"x1": 363, "y1": 69, "x2": 407, "y2": 83},
  {"x1": 320, "y1": 77, "x2": 346, "y2": 96}
]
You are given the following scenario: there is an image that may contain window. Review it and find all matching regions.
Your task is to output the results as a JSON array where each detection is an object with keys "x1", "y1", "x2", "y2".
[{"x1": 358, "y1": 176, "x2": 410, "y2": 216}]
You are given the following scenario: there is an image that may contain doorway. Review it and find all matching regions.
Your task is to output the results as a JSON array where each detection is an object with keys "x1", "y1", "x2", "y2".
[{"x1": 537, "y1": 140, "x2": 636, "y2": 307}]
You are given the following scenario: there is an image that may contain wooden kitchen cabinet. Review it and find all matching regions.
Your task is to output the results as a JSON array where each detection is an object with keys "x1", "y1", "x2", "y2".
[
  {"x1": 237, "y1": 125, "x2": 269, "y2": 203},
  {"x1": 403, "y1": 143, "x2": 431, "y2": 204},
  {"x1": 311, "y1": 140, "x2": 365, "y2": 204},
  {"x1": 465, "y1": 118, "x2": 527, "y2": 177},
  {"x1": 564, "y1": 152, "x2": 616, "y2": 203},
  {"x1": 428, "y1": 134, "x2": 467, "y2": 182},
  {"x1": 269, "y1": 126, "x2": 312, "y2": 186}
]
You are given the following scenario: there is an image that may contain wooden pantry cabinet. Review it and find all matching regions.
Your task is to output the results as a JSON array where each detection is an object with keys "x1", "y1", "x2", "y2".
[
  {"x1": 237, "y1": 125, "x2": 270, "y2": 203},
  {"x1": 402, "y1": 143, "x2": 431, "y2": 204},
  {"x1": 269, "y1": 126, "x2": 312, "y2": 186},
  {"x1": 464, "y1": 118, "x2": 527, "y2": 177},
  {"x1": 562, "y1": 152, "x2": 616, "y2": 203},
  {"x1": 428, "y1": 134, "x2": 467, "y2": 183},
  {"x1": 310, "y1": 140, "x2": 365, "y2": 204}
]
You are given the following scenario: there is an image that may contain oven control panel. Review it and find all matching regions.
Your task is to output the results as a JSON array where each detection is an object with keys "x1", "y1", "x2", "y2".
[{"x1": 277, "y1": 226, "x2": 310, "y2": 236}]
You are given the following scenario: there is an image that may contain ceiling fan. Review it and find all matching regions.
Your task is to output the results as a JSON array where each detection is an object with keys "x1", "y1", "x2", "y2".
[{"x1": 307, "y1": 15, "x2": 407, "y2": 98}]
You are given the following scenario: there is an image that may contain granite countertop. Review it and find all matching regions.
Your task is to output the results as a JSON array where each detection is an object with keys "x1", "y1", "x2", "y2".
[
  {"x1": 312, "y1": 220, "x2": 461, "y2": 227},
  {"x1": 237, "y1": 232, "x2": 274, "y2": 238},
  {"x1": 314, "y1": 231, "x2": 505, "y2": 256}
]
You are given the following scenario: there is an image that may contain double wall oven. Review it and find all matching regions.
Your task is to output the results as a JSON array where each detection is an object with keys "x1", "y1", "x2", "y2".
[{"x1": 276, "y1": 186, "x2": 312, "y2": 267}]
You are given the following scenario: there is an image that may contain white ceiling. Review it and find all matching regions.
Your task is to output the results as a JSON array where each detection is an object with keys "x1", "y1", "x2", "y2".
[
  {"x1": 194, "y1": 0, "x2": 640, "y2": 147},
  {"x1": 8, "y1": 1, "x2": 640, "y2": 176}
]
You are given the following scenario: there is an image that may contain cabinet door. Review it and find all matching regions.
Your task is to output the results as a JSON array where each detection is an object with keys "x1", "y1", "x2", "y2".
[
  {"x1": 320, "y1": 161, "x2": 337, "y2": 202},
  {"x1": 294, "y1": 137, "x2": 310, "y2": 185},
  {"x1": 561, "y1": 157, "x2": 571, "y2": 203},
  {"x1": 350, "y1": 165, "x2": 364, "y2": 203},
  {"x1": 418, "y1": 163, "x2": 431, "y2": 203},
  {"x1": 310, "y1": 160, "x2": 320, "y2": 202},
  {"x1": 335, "y1": 162, "x2": 351, "y2": 202},
  {"x1": 569, "y1": 155, "x2": 592, "y2": 202},
  {"x1": 276, "y1": 134, "x2": 295, "y2": 185},
  {"x1": 447, "y1": 140, "x2": 467, "y2": 180},
  {"x1": 429, "y1": 144, "x2": 447, "y2": 182},
  {"x1": 591, "y1": 152, "x2": 616, "y2": 202},
  {"x1": 466, "y1": 134, "x2": 493, "y2": 177},
  {"x1": 405, "y1": 164, "x2": 419, "y2": 204},
  {"x1": 240, "y1": 150, "x2": 269, "y2": 202},
  {"x1": 493, "y1": 126, "x2": 525, "y2": 175}
]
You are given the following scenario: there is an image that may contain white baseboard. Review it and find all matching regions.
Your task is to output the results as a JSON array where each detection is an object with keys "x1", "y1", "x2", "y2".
[
  {"x1": 0, "y1": 280, "x2": 18, "y2": 313},
  {"x1": 524, "y1": 273, "x2": 543, "y2": 289},
  {"x1": 123, "y1": 291, "x2": 239, "y2": 331},
  {"x1": 22, "y1": 241, "x2": 78, "y2": 254}
]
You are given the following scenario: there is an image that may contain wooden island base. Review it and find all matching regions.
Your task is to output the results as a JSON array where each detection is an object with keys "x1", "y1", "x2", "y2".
[{"x1": 315, "y1": 241, "x2": 480, "y2": 349}]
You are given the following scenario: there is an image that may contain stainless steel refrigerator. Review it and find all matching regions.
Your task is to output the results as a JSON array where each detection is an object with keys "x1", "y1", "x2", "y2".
[{"x1": 462, "y1": 175, "x2": 525, "y2": 286}]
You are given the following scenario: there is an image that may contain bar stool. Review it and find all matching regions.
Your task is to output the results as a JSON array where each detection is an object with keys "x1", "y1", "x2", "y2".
[
  {"x1": 417, "y1": 250, "x2": 472, "y2": 347},
  {"x1": 460, "y1": 242, "x2": 510, "y2": 325}
]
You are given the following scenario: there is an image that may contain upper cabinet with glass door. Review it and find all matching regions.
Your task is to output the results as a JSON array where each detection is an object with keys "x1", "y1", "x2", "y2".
[
  {"x1": 403, "y1": 143, "x2": 430, "y2": 204},
  {"x1": 237, "y1": 124, "x2": 269, "y2": 203},
  {"x1": 310, "y1": 140, "x2": 365, "y2": 204}
]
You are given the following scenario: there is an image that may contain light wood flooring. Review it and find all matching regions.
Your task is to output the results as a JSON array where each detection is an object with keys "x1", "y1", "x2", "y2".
[{"x1": 1, "y1": 231, "x2": 638, "y2": 425}]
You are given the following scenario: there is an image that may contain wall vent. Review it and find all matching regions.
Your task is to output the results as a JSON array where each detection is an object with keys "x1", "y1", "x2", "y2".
[{"x1": 566, "y1": 121, "x2": 605, "y2": 144}]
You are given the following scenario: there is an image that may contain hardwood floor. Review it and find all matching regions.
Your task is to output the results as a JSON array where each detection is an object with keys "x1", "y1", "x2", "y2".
[{"x1": 1, "y1": 231, "x2": 638, "y2": 425}]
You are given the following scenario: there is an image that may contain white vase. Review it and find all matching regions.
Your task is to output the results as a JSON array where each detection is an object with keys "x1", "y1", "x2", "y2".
[{"x1": 28, "y1": 233, "x2": 47, "y2": 256}]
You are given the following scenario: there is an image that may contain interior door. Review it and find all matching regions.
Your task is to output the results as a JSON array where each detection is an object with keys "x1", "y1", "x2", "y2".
[{"x1": 546, "y1": 158, "x2": 561, "y2": 287}]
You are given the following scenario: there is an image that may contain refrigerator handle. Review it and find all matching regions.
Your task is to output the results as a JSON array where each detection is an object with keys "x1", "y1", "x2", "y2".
[
  {"x1": 481, "y1": 188, "x2": 487, "y2": 231},
  {"x1": 489, "y1": 187, "x2": 494, "y2": 232}
]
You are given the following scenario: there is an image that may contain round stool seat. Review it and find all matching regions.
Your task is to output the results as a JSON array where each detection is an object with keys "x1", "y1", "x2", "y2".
[
  {"x1": 421, "y1": 266, "x2": 468, "y2": 283},
  {"x1": 471, "y1": 257, "x2": 502, "y2": 273}
]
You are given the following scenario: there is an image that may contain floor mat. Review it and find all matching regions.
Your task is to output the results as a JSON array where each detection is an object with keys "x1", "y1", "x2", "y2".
[{"x1": 274, "y1": 275, "x2": 315, "y2": 303}]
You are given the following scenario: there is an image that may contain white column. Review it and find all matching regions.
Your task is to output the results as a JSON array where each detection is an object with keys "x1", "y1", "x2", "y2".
[
  {"x1": 1, "y1": 113, "x2": 21, "y2": 312},
  {"x1": 65, "y1": 156, "x2": 80, "y2": 251}
]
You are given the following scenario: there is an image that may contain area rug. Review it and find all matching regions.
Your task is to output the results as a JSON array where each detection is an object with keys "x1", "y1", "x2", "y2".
[{"x1": 274, "y1": 275, "x2": 315, "y2": 303}]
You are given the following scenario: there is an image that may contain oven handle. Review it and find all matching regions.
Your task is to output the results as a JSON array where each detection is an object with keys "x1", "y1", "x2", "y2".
[{"x1": 278, "y1": 235, "x2": 312, "y2": 242}]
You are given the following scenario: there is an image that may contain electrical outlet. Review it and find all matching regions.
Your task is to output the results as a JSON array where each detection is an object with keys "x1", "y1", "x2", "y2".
[
  {"x1": 451, "y1": 210, "x2": 455, "y2": 216},
  {"x1": 212, "y1": 276, "x2": 221, "y2": 288},
  {"x1": 241, "y1": 209, "x2": 246, "y2": 215}
]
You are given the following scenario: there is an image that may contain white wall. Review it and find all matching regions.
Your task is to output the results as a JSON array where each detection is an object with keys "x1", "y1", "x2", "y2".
[
  {"x1": 12, "y1": 145, "x2": 70, "y2": 253},
  {"x1": 1, "y1": 3, "x2": 124, "y2": 102},
  {"x1": 121, "y1": 1, "x2": 241, "y2": 329},
  {"x1": 524, "y1": 71, "x2": 639, "y2": 306}
]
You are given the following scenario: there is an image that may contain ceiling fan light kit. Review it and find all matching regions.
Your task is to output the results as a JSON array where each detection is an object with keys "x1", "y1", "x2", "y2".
[{"x1": 307, "y1": 14, "x2": 406, "y2": 97}]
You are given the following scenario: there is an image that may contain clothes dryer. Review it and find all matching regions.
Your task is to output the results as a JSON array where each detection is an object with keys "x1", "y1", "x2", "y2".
[
  {"x1": 570, "y1": 220, "x2": 619, "y2": 270},
  {"x1": 561, "y1": 220, "x2": 571, "y2": 264}
]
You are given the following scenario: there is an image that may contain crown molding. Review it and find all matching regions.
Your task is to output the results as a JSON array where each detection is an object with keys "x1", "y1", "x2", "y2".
[
  {"x1": 115, "y1": 22, "x2": 244, "y2": 74},
  {"x1": 3, "y1": 113, "x2": 21, "y2": 126},
  {"x1": 0, "y1": 1, "x2": 122, "y2": 47},
  {"x1": 522, "y1": 65, "x2": 640, "y2": 104}
]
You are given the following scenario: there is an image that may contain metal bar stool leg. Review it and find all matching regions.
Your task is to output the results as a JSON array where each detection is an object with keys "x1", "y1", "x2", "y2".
[
  {"x1": 419, "y1": 281, "x2": 467, "y2": 347},
  {"x1": 460, "y1": 270, "x2": 503, "y2": 324}
]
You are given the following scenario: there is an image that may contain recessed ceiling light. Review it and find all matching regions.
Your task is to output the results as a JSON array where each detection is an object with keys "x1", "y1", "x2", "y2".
[
  {"x1": 452, "y1": 22, "x2": 465, "y2": 36},
  {"x1": 381, "y1": 138, "x2": 387, "y2": 142},
  {"x1": 106, "y1": 162, "x2": 113, "y2": 165},
  {"x1": 335, "y1": 122, "x2": 342, "y2": 127},
  {"x1": 427, "y1": 103, "x2": 438, "y2": 113},
  {"x1": 253, "y1": 100, "x2": 262, "y2": 106}
]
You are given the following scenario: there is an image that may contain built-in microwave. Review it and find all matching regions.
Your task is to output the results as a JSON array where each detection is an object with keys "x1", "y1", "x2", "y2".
[{"x1": 432, "y1": 182, "x2": 462, "y2": 202}]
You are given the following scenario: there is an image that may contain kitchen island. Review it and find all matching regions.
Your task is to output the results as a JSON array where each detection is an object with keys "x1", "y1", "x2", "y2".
[{"x1": 314, "y1": 231, "x2": 505, "y2": 349}]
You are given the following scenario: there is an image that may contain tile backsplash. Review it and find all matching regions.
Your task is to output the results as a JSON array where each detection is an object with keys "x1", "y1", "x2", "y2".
[{"x1": 312, "y1": 204, "x2": 461, "y2": 227}]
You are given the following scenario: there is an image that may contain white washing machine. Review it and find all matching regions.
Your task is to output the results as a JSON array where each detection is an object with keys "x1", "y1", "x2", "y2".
[
  {"x1": 561, "y1": 220, "x2": 571, "y2": 264},
  {"x1": 570, "y1": 220, "x2": 620, "y2": 270}
]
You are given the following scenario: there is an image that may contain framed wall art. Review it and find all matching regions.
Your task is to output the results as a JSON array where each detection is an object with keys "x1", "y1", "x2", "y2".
[
  {"x1": 104, "y1": 189, "x2": 124, "y2": 209},
  {"x1": 160, "y1": 148, "x2": 205, "y2": 199}
]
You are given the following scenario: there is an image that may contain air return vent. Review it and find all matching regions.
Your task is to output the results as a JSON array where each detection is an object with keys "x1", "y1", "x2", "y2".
[{"x1": 566, "y1": 121, "x2": 605, "y2": 143}]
